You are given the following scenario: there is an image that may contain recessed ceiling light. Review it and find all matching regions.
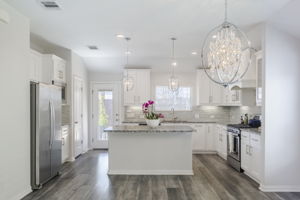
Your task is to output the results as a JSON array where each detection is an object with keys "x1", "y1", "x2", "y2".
[
  {"x1": 87, "y1": 45, "x2": 99, "y2": 50},
  {"x1": 212, "y1": 35, "x2": 217, "y2": 39},
  {"x1": 191, "y1": 51, "x2": 198, "y2": 55},
  {"x1": 125, "y1": 51, "x2": 131, "y2": 55},
  {"x1": 116, "y1": 34, "x2": 125, "y2": 38}
]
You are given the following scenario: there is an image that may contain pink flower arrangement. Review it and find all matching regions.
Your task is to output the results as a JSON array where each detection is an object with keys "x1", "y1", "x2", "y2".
[{"x1": 142, "y1": 100, "x2": 164, "y2": 120}]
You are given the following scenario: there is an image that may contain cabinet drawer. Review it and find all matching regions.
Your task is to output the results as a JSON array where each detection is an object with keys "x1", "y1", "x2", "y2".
[
  {"x1": 250, "y1": 133, "x2": 261, "y2": 147},
  {"x1": 241, "y1": 131, "x2": 250, "y2": 144}
]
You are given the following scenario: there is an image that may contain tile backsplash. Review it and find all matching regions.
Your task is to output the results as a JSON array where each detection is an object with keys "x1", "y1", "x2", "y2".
[{"x1": 124, "y1": 105, "x2": 261, "y2": 123}]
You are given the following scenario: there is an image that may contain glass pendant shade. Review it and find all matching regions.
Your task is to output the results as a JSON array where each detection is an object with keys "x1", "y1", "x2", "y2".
[
  {"x1": 168, "y1": 75, "x2": 179, "y2": 92},
  {"x1": 123, "y1": 76, "x2": 134, "y2": 91},
  {"x1": 123, "y1": 37, "x2": 134, "y2": 91}
]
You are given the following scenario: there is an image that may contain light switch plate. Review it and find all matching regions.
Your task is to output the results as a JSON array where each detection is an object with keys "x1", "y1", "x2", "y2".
[{"x1": 194, "y1": 113, "x2": 200, "y2": 119}]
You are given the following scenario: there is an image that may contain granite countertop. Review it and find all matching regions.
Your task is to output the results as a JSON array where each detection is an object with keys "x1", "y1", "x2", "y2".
[
  {"x1": 122, "y1": 120, "x2": 217, "y2": 124},
  {"x1": 104, "y1": 125, "x2": 194, "y2": 133},
  {"x1": 241, "y1": 128, "x2": 262, "y2": 134}
]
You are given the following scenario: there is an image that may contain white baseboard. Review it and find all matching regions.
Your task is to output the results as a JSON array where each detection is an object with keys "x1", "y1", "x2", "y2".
[
  {"x1": 11, "y1": 186, "x2": 32, "y2": 200},
  {"x1": 108, "y1": 170, "x2": 194, "y2": 175},
  {"x1": 193, "y1": 151, "x2": 217, "y2": 154},
  {"x1": 259, "y1": 184, "x2": 300, "y2": 192}
]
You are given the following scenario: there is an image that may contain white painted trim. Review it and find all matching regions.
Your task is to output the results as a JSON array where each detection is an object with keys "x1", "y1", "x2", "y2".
[
  {"x1": 259, "y1": 185, "x2": 300, "y2": 192},
  {"x1": 108, "y1": 170, "x2": 194, "y2": 175},
  {"x1": 72, "y1": 76, "x2": 84, "y2": 158},
  {"x1": 11, "y1": 187, "x2": 31, "y2": 200},
  {"x1": 244, "y1": 171, "x2": 260, "y2": 184},
  {"x1": 193, "y1": 150, "x2": 217, "y2": 154},
  {"x1": 89, "y1": 81, "x2": 122, "y2": 149}
]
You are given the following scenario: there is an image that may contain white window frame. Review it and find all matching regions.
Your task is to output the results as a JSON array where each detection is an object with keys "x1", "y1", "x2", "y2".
[{"x1": 154, "y1": 85, "x2": 192, "y2": 111}]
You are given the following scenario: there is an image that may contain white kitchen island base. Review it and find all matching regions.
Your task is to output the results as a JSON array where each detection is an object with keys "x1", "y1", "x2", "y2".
[{"x1": 105, "y1": 125, "x2": 193, "y2": 175}]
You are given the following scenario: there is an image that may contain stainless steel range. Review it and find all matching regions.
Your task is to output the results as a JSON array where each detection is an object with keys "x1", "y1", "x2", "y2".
[{"x1": 227, "y1": 124, "x2": 254, "y2": 172}]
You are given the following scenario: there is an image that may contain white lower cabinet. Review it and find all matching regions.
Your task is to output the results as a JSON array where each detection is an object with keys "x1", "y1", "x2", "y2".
[
  {"x1": 61, "y1": 125, "x2": 70, "y2": 163},
  {"x1": 192, "y1": 124, "x2": 206, "y2": 152},
  {"x1": 216, "y1": 124, "x2": 227, "y2": 160},
  {"x1": 191, "y1": 123, "x2": 216, "y2": 153},
  {"x1": 241, "y1": 130, "x2": 261, "y2": 182}
]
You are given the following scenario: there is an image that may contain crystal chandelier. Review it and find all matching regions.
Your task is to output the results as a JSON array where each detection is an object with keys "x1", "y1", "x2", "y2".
[
  {"x1": 201, "y1": 0, "x2": 252, "y2": 87},
  {"x1": 169, "y1": 38, "x2": 179, "y2": 92},
  {"x1": 123, "y1": 37, "x2": 134, "y2": 91}
]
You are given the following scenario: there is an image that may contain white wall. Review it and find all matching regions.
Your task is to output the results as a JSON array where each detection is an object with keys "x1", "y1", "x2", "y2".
[
  {"x1": 261, "y1": 24, "x2": 300, "y2": 191},
  {"x1": 0, "y1": 2, "x2": 31, "y2": 200},
  {"x1": 88, "y1": 71, "x2": 122, "y2": 82}
]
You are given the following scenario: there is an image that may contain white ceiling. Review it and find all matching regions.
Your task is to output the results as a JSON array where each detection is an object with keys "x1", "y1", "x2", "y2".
[
  {"x1": 269, "y1": 0, "x2": 300, "y2": 39},
  {"x1": 6, "y1": 0, "x2": 291, "y2": 72}
]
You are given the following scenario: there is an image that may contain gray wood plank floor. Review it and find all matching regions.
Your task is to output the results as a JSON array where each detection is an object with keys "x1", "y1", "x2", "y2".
[{"x1": 23, "y1": 150, "x2": 300, "y2": 200}]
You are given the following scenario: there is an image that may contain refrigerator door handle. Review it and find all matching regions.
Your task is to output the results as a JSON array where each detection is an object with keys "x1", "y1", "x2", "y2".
[{"x1": 49, "y1": 100, "x2": 54, "y2": 148}]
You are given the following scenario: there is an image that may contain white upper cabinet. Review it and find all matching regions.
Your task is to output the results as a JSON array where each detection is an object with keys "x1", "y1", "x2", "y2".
[
  {"x1": 123, "y1": 69, "x2": 150, "y2": 106},
  {"x1": 29, "y1": 49, "x2": 42, "y2": 82},
  {"x1": 41, "y1": 54, "x2": 67, "y2": 85},
  {"x1": 255, "y1": 50, "x2": 263, "y2": 106},
  {"x1": 196, "y1": 69, "x2": 223, "y2": 105}
]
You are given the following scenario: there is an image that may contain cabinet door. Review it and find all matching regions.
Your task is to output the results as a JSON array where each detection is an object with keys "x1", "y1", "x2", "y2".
[
  {"x1": 197, "y1": 70, "x2": 210, "y2": 104},
  {"x1": 211, "y1": 82, "x2": 223, "y2": 104},
  {"x1": 29, "y1": 50, "x2": 42, "y2": 82},
  {"x1": 135, "y1": 70, "x2": 150, "y2": 104},
  {"x1": 62, "y1": 134, "x2": 69, "y2": 163},
  {"x1": 123, "y1": 70, "x2": 137, "y2": 105},
  {"x1": 241, "y1": 132, "x2": 250, "y2": 172},
  {"x1": 192, "y1": 124, "x2": 206, "y2": 151},
  {"x1": 249, "y1": 133, "x2": 261, "y2": 181},
  {"x1": 206, "y1": 124, "x2": 216, "y2": 151},
  {"x1": 230, "y1": 90, "x2": 241, "y2": 105},
  {"x1": 53, "y1": 58, "x2": 66, "y2": 83},
  {"x1": 216, "y1": 126, "x2": 223, "y2": 154},
  {"x1": 221, "y1": 129, "x2": 227, "y2": 158},
  {"x1": 256, "y1": 51, "x2": 263, "y2": 106}
]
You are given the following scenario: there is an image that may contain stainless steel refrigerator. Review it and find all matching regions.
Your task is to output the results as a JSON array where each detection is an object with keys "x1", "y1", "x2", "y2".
[{"x1": 30, "y1": 82, "x2": 62, "y2": 189}]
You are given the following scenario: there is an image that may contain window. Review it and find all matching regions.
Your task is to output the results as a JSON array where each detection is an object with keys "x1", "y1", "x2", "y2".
[{"x1": 155, "y1": 86, "x2": 191, "y2": 111}]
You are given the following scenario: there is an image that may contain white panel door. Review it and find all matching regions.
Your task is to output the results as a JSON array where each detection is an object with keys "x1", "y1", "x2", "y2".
[
  {"x1": 92, "y1": 82, "x2": 121, "y2": 149},
  {"x1": 73, "y1": 77, "x2": 83, "y2": 157}
]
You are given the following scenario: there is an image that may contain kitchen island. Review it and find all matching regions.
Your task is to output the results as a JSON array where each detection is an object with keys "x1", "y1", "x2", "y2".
[{"x1": 104, "y1": 125, "x2": 194, "y2": 175}]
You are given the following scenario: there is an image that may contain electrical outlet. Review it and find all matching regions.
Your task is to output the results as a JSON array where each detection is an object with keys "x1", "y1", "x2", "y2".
[{"x1": 194, "y1": 113, "x2": 200, "y2": 119}]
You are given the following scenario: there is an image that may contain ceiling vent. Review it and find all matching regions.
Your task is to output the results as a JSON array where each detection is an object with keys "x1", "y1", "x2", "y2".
[
  {"x1": 88, "y1": 45, "x2": 99, "y2": 50},
  {"x1": 39, "y1": 1, "x2": 61, "y2": 9}
]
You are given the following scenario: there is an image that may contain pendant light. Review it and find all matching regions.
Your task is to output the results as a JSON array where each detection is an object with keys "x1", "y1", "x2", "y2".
[
  {"x1": 123, "y1": 37, "x2": 134, "y2": 91},
  {"x1": 168, "y1": 38, "x2": 179, "y2": 92},
  {"x1": 201, "y1": 0, "x2": 252, "y2": 87}
]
